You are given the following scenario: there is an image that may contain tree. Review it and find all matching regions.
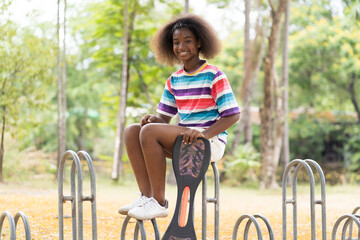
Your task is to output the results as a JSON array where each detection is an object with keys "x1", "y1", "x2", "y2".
[
  {"x1": 280, "y1": 0, "x2": 290, "y2": 179},
  {"x1": 57, "y1": 0, "x2": 67, "y2": 175},
  {"x1": 289, "y1": 9, "x2": 360, "y2": 122},
  {"x1": 259, "y1": 0, "x2": 287, "y2": 189},
  {"x1": 184, "y1": 0, "x2": 189, "y2": 13},
  {"x1": 230, "y1": 0, "x2": 265, "y2": 153},
  {"x1": 0, "y1": 6, "x2": 55, "y2": 181},
  {"x1": 112, "y1": 0, "x2": 136, "y2": 180}
]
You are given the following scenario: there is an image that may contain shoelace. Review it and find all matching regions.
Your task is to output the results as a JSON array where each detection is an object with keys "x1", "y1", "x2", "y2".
[
  {"x1": 134, "y1": 196, "x2": 149, "y2": 207},
  {"x1": 142, "y1": 198, "x2": 158, "y2": 210}
]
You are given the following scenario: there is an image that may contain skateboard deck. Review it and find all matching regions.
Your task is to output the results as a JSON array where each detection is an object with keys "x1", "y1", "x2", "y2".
[{"x1": 162, "y1": 135, "x2": 211, "y2": 240}]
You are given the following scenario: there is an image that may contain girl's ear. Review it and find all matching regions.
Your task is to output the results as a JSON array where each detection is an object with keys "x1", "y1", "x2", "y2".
[{"x1": 197, "y1": 39, "x2": 201, "y2": 49}]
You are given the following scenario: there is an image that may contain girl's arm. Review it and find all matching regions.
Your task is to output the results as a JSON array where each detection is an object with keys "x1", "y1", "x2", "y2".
[
  {"x1": 202, "y1": 113, "x2": 240, "y2": 139},
  {"x1": 140, "y1": 113, "x2": 172, "y2": 127},
  {"x1": 181, "y1": 113, "x2": 240, "y2": 143}
]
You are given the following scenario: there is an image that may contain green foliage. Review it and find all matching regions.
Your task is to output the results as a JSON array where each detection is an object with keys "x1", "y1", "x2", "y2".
[
  {"x1": 289, "y1": 113, "x2": 330, "y2": 161},
  {"x1": 289, "y1": 0, "x2": 360, "y2": 113},
  {"x1": 224, "y1": 143, "x2": 261, "y2": 185},
  {"x1": 0, "y1": 15, "x2": 55, "y2": 142},
  {"x1": 343, "y1": 126, "x2": 360, "y2": 172}
]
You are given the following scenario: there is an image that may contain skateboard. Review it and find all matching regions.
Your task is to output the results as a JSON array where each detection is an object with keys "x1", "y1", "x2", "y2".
[{"x1": 162, "y1": 135, "x2": 211, "y2": 240}]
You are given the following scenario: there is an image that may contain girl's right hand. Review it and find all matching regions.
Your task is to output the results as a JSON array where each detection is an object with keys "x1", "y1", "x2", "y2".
[{"x1": 140, "y1": 114, "x2": 156, "y2": 127}]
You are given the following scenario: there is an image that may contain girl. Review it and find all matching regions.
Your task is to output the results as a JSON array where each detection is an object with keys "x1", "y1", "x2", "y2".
[{"x1": 118, "y1": 14, "x2": 240, "y2": 220}]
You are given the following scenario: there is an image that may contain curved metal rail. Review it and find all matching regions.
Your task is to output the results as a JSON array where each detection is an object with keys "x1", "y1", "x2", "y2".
[
  {"x1": 120, "y1": 215, "x2": 160, "y2": 240},
  {"x1": 332, "y1": 214, "x2": 360, "y2": 240},
  {"x1": 282, "y1": 159, "x2": 327, "y2": 240},
  {"x1": 202, "y1": 161, "x2": 220, "y2": 240},
  {"x1": 232, "y1": 214, "x2": 274, "y2": 240},
  {"x1": 0, "y1": 211, "x2": 31, "y2": 240},
  {"x1": 58, "y1": 150, "x2": 97, "y2": 240}
]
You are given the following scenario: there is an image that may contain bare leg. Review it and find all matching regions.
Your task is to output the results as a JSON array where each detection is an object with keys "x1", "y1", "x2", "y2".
[
  {"x1": 139, "y1": 123, "x2": 187, "y2": 206},
  {"x1": 124, "y1": 124, "x2": 152, "y2": 197}
]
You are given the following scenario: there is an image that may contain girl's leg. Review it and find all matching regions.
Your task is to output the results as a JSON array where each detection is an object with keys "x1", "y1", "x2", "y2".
[
  {"x1": 139, "y1": 123, "x2": 187, "y2": 206},
  {"x1": 124, "y1": 124, "x2": 152, "y2": 197}
]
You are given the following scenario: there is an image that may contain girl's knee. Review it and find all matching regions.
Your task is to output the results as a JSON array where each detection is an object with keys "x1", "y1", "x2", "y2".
[
  {"x1": 124, "y1": 124, "x2": 140, "y2": 143},
  {"x1": 139, "y1": 124, "x2": 157, "y2": 144}
]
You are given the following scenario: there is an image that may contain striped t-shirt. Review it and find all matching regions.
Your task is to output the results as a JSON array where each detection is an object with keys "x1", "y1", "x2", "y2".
[{"x1": 157, "y1": 61, "x2": 240, "y2": 144}]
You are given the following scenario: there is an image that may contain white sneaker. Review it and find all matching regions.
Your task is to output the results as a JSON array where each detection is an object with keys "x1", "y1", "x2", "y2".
[
  {"x1": 118, "y1": 195, "x2": 150, "y2": 215},
  {"x1": 128, "y1": 197, "x2": 168, "y2": 220}
]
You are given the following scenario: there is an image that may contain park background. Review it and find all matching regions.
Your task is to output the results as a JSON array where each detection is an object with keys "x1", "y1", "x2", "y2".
[{"x1": 1, "y1": 0, "x2": 360, "y2": 239}]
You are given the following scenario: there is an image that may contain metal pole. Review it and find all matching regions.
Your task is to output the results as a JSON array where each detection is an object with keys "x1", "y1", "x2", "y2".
[
  {"x1": 14, "y1": 212, "x2": 32, "y2": 240},
  {"x1": 0, "y1": 211, "x2": 16, "y2": 240},
  {"x1": 202, "y1": 162, "x2": 220, "y2": 240},
  {"x1": 59, "y1": 150, "x2": 79, "y2": 240},
  {"x1": 77, "y1": 151, "x2": 98, "y2": 239},
  {"x1": 282, "y1": 159, "x2": 317, "y2": 240}
]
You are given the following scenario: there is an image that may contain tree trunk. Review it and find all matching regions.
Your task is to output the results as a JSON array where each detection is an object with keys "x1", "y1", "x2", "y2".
[
  {"x1": 348, "y1": 73, "x2": 360, "y2": 123},
  {"x1": 230, "y1": 0, "x2": 264, "y2": 153},
  {"x1": 112, "y1": 0, "x2": 137, "y2": 180},
  {"x1": 57, "y1": 0, "x2": 66, "y2": 177},
  {"x1": 230, "y1": 0, "x2": 251, "y2": 153},
  {"x1": 0, "y1": 107, "x2": 5, "y2": 182},
  {"x1": 112, "y1": 0, "x2": 129, "y2": 181},
  {"x1": 281, "y1": 0, "x2": 291, "y2": 181},
  {"x1": 260, "y1": 0, "x2": 287, "y2": 189},
  {"x1": 184, "y1": 0, "x2": 189, "y2": 13}
]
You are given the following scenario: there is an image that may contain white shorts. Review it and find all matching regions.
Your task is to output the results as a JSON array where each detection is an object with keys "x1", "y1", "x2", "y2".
[{"x1": 189, "y1": 127, "x2": 226, "y2": 162}]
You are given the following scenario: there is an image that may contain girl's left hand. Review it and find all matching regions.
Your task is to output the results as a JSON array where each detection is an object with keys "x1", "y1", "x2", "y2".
[{"x1": 180, "y1": 129, "x2": 205, "y2": 144}]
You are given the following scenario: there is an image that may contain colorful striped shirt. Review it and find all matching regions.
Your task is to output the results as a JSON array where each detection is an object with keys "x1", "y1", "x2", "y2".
[{"x1": 157, "y1": 61, "x2": 240, "y2": 144}]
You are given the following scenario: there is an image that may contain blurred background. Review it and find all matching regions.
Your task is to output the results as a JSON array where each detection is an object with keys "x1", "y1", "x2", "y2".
[{"x1": 1, "y1": 0, "x2": 359, "y2": 188}]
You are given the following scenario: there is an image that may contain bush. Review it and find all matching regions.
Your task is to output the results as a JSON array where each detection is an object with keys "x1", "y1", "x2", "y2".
[{"x1": 223, "y1": 143, "x2": 261, "y2": 186}]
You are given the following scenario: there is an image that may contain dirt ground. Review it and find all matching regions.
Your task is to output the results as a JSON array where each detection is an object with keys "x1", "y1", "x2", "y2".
[{"x1": 1, "y1": 178, "x2": 360, "y2": 239}]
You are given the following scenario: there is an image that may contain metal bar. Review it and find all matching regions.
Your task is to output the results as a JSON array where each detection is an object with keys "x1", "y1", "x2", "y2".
[
  {"x1": 120, "y1": 215, "x2": 159, "y2": 240},
  {"x1": 120, "y1": 216, "x2": 131, "y2": 240},
  {"x1": 232, "y1": 214, "x2": 263, "y2": 240},
  {"x1": 58, "y1": 150, "x2": 80, "y2": 240},
  {"x1": 347, "y1": 207, "x2": 360, "y2": 239},
  {"x1": 212, "y1": 162, "x2": 220, "y2": 240},
  {"x1": 77, "y1": 150, "x2": 97, "y2": 240},
  {"x1": 305, "y1": 159, "x2": 327, "y2": 240},
  {"x1": 332, "y1": 215, "x2": 360, "y2": 240},
  {"x1": 253, "y1": 214, "x2": 275, "y2": 240},
  {"x1": 151, "y1": 218, "x2": 160, "y2": 240},
  {"x1": 71, "y1": 160, "x2": 78, "y2": 240},
  {"x1": 202, "y1": 174, "x2": 207, "y2": 240},
  {"x1": 0, "y1": 211, "x2": 16, "y2": 240},
  {"x1": 282, "y1": 159, "x2": 317, "y2": 240},
  {"x1": 14, "y1": 212, "x2": 32, "y2": 240},
  {"x1": 134, "y1": 220, "x2": 146, "y2": 240},
  {"x1": 201, "y1": 162, "x2": 220, "y2": 240}
]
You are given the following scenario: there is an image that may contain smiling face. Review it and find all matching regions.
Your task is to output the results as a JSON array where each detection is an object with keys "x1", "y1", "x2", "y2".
[{"x1": 172, "y1": 27, "x2": 201, "y2": 66}]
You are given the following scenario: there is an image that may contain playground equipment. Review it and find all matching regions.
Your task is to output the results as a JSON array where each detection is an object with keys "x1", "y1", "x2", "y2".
[
  {"x1": 332, "y1": 206, "x2": 360, "y2": 240},
  {"x1": 120, "y1": 162, "x2": 221, "y2": 240},
  {"x1": 231, "y1": 158, "x2": 360, "y2": 240},
  {"x1": 202, "y1": 161, "x2": 220, "y2": 240},
  {"x1": 282, "y1": 159, "x2": 327, "y2": 240},
  {"x1": 0, "y1": 211, "x2": 31, "y2": 240},
  {"x1": 6, "y1": 149, "x2": 345, "y2": 239},
  {"x1": 232, "y1": 214, "x2": 274, "y2": 240},
  {"x1": 58, "y1": 150, "x2": 97, "y2": 240},
  {"x1": 120, "y1": 215, "x2": 160, "y2": 240},
  {"x1": 120, "y1": 136, "x2": 218, "y2": 240},
  {"x1": 162, "y1": 136, "x2": 211, "y2": 240}
]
